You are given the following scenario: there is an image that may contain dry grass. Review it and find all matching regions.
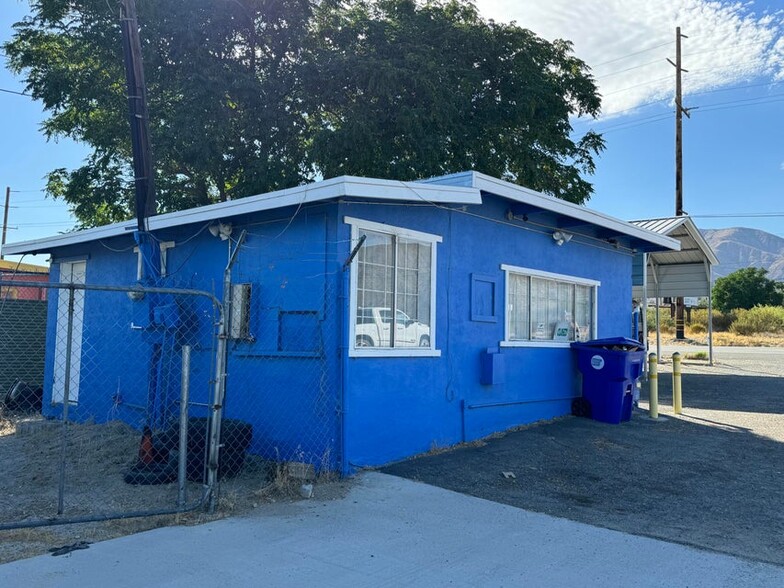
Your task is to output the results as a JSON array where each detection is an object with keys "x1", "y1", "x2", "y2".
[
  {"x1": 0, "y1": 416, "x2": 350, "y2": 564},
  {"x1": 650, "y1": 330, "x2": 784, "y2": 348}
]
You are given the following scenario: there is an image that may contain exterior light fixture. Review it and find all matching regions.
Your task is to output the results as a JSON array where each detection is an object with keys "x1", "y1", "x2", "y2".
[
  {"x1": 552, "y1": 230, "x2": 573, "y2": 246},
  {"x1": 209, "y1": 222, "x2": 233, "y2": 241}
]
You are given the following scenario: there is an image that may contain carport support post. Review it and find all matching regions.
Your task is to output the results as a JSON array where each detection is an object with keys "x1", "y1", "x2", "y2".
[
  {"x1": 648, "y1": 353, "x2": 659, "y2": 419},
  {"x1": 57, "y1": 286, "x2": 76, "y2": 515},
  {"x1": 655, "y1": 297, "x2": 662, "y2": 363}
]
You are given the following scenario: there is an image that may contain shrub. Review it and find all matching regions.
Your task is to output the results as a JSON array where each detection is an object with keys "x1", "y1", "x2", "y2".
[
  {"x1": 711, "y1": 310, "x2": 734, "y2": 332},
  {"x1": 730, "y1": 306, "x2": 784, "y2": 335},
  {"x1": 689, "y1": 308, "x2": 733, "y2": 332},
  {"x1": 689, "y1": 308, "x2": 708, "y2": 330},
  {"x1": 646, "y1": 307, "x2": 674, "y2": 333}
]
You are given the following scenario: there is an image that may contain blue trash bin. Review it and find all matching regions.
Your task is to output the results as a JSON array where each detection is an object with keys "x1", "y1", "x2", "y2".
[{"x1": 571, "y1": 337, "x2": 645, "y2": 424}]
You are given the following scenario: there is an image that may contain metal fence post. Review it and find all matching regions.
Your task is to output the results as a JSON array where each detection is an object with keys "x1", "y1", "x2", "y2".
[
  {"x1": 207, "y1": 230, "x2": 246, "y2": 513},
  {"x1": 178, "y1": 345, "x2": 191, "y2": 509},
  {"x1": 57, "y1": 286, "x2": 75, "y2": 515}
]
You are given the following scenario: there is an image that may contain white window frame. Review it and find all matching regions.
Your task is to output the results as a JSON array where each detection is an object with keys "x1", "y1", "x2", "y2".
[
  {"x1": 345, "y1": 216, "x2": 441, "y2": 358},
  {"x1": 134, "y1": 241, "x2": 175, "y2": 280},
  {"x1": 500, "y1": 264, "x2": 600, "y2": 348}
]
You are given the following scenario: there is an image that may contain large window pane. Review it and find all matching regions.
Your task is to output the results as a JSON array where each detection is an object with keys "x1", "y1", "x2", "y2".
[
  {"x1": 395, "y1": 238, "x2": 431, "y2": 347},
  {"x1": 575, "y1": 284, "x2": 593, "y2": 342},
  {"x1": 356, "y1": 230, "x2": 394, "y2": 347},
  {"x1": 508, "y1": 274, "x2": 529, "y2": 341},
  {"x1": 354, "y1": 228, "x2": 434, "y2": 350},
  {"x1": 530, "y1": 278, "x2": 551, "y2": 340},
  {"x1": 506, "y1": 269, "x2": 595, "y2": 343}
]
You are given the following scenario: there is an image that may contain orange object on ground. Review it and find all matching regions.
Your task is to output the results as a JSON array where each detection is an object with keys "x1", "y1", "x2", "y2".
[{"x1": 138, "y1": 426, "x2": 155, "y2": 465}]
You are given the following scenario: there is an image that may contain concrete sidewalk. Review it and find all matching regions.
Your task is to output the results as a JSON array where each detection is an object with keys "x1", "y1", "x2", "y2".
[{"x1": 2, "y1": 473, "x2": 781, "y2": 587}]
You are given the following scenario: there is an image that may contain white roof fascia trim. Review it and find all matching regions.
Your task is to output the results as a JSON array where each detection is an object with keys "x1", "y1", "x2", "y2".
[
  {"x1": 683, "y1": 220, "x2": 720, "y2": 266},
  {"x1": 2, "y1": 221, "x2": 137, "y2": 255},
  {"x1": 630, "y1": 216, "x2": 719, "y2": 265},
  {"x1": 3, "y1": 176, "x2": 480, "y2": 255},
  {"x1": 470, "y1": 173, "x2": 680, "y2": 251},
  {"x1": 416, "y1": 171, "x2": 477, "y2": 188}
]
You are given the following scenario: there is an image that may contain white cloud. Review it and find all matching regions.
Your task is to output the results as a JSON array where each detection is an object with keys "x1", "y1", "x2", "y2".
[{"x1": 475, "y1": 0, "x2": 784, "y2": 117}]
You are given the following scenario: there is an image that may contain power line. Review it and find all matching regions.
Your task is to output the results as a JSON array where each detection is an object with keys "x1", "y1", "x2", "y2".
[
  {"x1": 688, "y1": 79, "x2": 784, "y2": 97},
  {"x1": 696, "y1": 96, "x2": 784, "y2": 114},
  {"x1": 594, "y1": 36, "x2": 781, "y2": 79},
  {"x1": 595, "y1": 111, "x2": 673, "y2": 133},
  {"x1": 596, "y1": 58, "x2": 666, "y2": 80},
  {"x1": 592, "y1": 93, "x2": 784, "y2": 136},
  {"x1": 603, "y1": 75, "x2": 673, "y2": 96},
  {"x1": 692, "y1": 213, "x2": 784, "y2": 218},
  {"x1": 572, "y1": 78, "x2": 784, "y2": 126},
  {"x1": 592, "y1": 40, "x2": 671, "y2": 68},
  {"x1": 682, "y1": 37, "x2": 781, "y2": 59},
  {"x1": 0, "y1": 88, "x2": 29, "y2": 97}
]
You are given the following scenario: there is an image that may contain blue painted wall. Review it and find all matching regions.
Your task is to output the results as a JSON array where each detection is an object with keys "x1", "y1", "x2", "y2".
[
  {"x1": 339, "y1": 195, "x2": 634, "y2": 469},
  {"x1": 40, "y1": 192, "x2": 634, "y2": 474},
  {"x1": 42, "y1": 204, "x2": 343, "y2": 470}
]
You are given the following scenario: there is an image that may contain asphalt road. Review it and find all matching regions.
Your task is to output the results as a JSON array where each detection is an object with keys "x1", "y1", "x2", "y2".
[{"x1": 658, "y1": 345, "x2": 784, "y2": 377}]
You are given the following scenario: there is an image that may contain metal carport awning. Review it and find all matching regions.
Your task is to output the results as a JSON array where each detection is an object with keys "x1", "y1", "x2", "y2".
[{"x1": 630, "y1": 216, "x2": 720, "y2": 365}]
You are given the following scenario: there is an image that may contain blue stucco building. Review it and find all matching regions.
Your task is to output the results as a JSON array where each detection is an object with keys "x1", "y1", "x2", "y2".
[{"x1": 3, "y1": 172, "x2": 678, "y2": 474}]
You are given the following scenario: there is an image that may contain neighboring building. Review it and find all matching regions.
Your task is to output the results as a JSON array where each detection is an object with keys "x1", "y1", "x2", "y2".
[
  {"x1": 0, "y1": 259, "x2": 49, "y2": 301},
  {"x1": 0, "y1": 260, "x2": 49, "y2": 398},
  {"x1": 1, "y1": 172, "x2": 678, "y2": 472}
]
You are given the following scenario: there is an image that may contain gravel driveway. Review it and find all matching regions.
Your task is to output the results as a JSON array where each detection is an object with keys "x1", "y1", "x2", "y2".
[{"x1": 383, "y1": 347, "x2": 784, "y2": 566}]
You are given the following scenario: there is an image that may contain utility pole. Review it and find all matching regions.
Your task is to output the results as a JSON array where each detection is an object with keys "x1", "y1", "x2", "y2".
[
  {"x1": 119, "y1": 0, "x2": 161, "y2": 282},
  {"x1": 119, "y1": 0, "x2": 156, "y2": 232},
  {"x1": 1, "y1": 187, "x2": 10, "y2": 260},
  {"x1": 668, "y1": 27, "x2": 690, "y2": 339}
]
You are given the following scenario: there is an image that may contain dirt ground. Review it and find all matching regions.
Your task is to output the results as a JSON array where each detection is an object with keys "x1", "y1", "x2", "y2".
[
  {"x1": 383, "y1": 351, "x2": 784, "y2": 566},
  {"x1": 0, "y1": 416, "x2": 350, "y2": 564}
]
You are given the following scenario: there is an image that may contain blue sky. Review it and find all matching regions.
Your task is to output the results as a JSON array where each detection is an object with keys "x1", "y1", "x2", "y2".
[{"x1": 1, "y1": 0, "x2": 783, "y2": 266}]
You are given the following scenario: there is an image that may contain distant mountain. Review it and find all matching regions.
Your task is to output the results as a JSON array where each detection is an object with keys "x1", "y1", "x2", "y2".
[{"x1": 701, "y1": 227, "x2": 784, "y2": 281}]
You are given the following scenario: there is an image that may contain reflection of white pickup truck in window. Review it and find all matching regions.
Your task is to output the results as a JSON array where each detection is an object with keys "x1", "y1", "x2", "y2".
[{"x1": 355, "y1": 307, "x2": 431, "y2": 348}]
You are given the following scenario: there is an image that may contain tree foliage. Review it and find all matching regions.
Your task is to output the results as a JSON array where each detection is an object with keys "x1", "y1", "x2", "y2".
[
  {"x1": 6, "y1": 0, "x2": 604, "y2": 228},
  {"x1": 712, "y1": 267, "x2": 784, "y2": 313}
]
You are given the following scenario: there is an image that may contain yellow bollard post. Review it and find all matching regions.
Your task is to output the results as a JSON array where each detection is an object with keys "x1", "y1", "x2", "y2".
[
  {"x1": 672, "y1": 352, "x2": 682, "y2": 415},
  {"x1": 648, "y1": 353, "x2": 658, "y2": 419}
]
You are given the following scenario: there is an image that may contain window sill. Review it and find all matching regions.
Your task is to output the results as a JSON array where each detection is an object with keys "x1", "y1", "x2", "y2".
[
  {"x1": 500, "y1": 340, "x2": 574, "y2": 349},
  {"x1": 349, "y1": 348, "x2": 442, "y2": 358}
]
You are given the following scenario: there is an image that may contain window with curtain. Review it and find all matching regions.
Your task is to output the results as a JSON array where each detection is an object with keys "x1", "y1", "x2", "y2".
[
  {"x1": 503, "y1": 265, "x2": 598, "y2": 344},
  {"x1": 348, "y1": 218, "x2": 440, "y2": 354}
]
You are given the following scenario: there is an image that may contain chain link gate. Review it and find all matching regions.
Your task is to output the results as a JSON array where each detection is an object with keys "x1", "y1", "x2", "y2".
[
  {"x1": 0, "y1": 269, "x2": 342, "y2": 531},
  {"x1": 0, "y1": 279, "x2": 223, "y2": 530}
]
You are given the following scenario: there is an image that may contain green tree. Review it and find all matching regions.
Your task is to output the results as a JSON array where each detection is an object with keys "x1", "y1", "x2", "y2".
[
  {"x1": 304, "y1": 0, "x2": 604, "y2": 202},
  {"x1": 6, "y1": 0, "x2": 313, "y2": 226},
  {"x1": 6, "y1": 0, "x2": 604, "y2": 228},
  {"x1": 712, "y1": 267, "x2": 784, "y2": 313}
]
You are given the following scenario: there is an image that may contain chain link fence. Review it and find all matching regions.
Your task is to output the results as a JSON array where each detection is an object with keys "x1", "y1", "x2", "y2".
[
  {"x1": 0, "y1": 279, "x2": 222, "y2": 529},
  {"x1": 220, "y1": 274, "x2": 341, "y2": 487},
  {"x1": 0, "y1": 267, "x2": 342, "y2": 530}
]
